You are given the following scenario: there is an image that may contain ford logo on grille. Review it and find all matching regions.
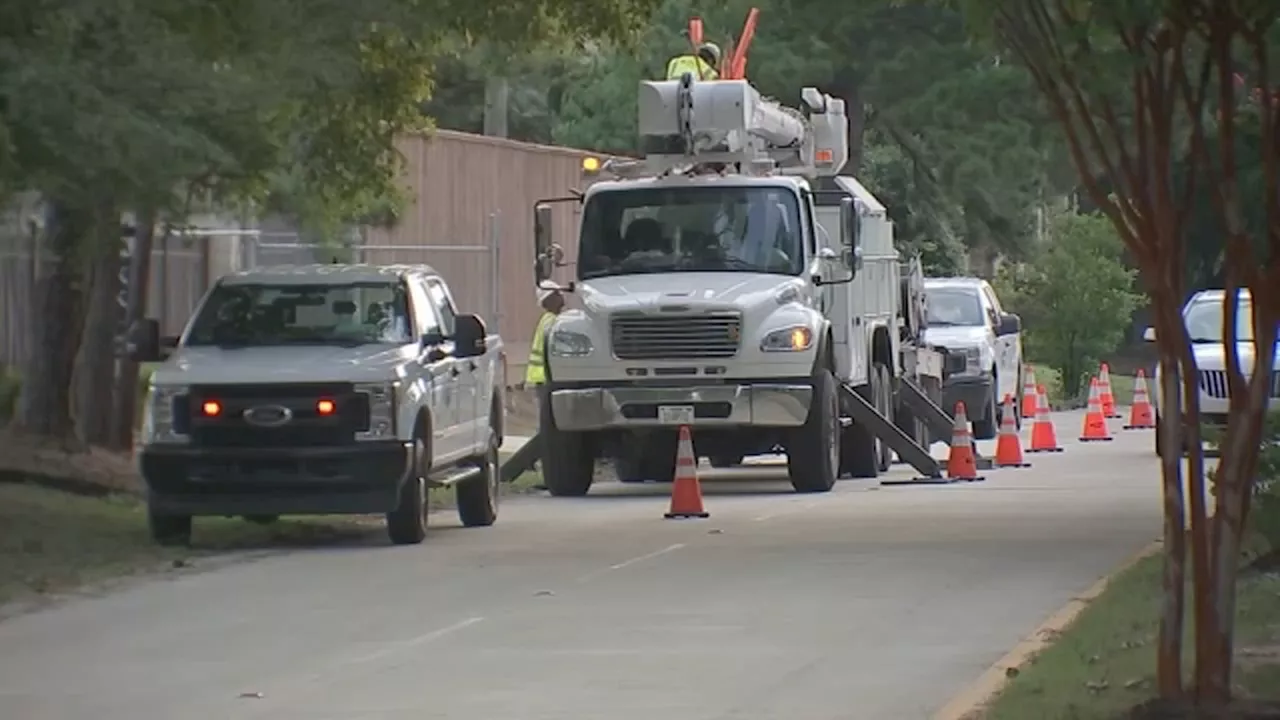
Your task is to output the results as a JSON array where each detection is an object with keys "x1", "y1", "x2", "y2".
[{"x1": 243, "y1": 405, "x2": 293, "y2": 428}]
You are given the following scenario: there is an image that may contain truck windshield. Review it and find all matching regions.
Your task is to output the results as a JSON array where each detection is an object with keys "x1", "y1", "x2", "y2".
[
  {"x1": 578, "y1": 186, "x2": 805, "y2": 280},
  {"x1": 924, "y1": 287, "x2": 986, "y2": 327},
  {"x1": 1184, "y1": 295, "x2": 1255, "y2": 343},
  {"x1": 185, "y1": 282, "x2": 413, "y2": 347}
]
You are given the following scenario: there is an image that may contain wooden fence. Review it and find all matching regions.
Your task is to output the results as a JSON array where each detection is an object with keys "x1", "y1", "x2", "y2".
[{"x1": 0, "y1": 130, "x2": 596, "y2": 372}]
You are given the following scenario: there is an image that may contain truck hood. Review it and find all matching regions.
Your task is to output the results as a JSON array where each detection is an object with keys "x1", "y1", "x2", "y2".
[
  {"x1": 150, "y1": 344, "x2": 414, "y2": 386},
  {"x1": 922, "y1": 325, "x2": 991, "y2": 350},
  {"x1": 579, "y1": 273, "x2": 802, "y2": 313}
]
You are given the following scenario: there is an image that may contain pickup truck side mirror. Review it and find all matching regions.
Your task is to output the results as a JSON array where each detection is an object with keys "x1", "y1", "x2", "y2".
[
  {"x1": 129, "y1": 318, "x2": 168, "y2": 362},
  {"x1": 453, "y1": 313, "x2": 488, "y2": 358},
  {"x1": 997, "y1": 312, "x2": 1022, "y2": 336}
]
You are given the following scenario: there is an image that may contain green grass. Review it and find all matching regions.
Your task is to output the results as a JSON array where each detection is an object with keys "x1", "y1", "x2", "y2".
[
  {"x1": 0, "y1": 455, "x2": 544, "y2": 609},
  {"x1": 982, "y1": 551, "x2": 1280, "y2": 719},
  {"x1": 1028, "y1": 365, "x2": 1139, "y2": 411}
]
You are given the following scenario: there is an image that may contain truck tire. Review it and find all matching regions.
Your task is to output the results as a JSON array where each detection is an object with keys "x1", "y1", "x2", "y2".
[
  {"x1": 972, "y1": 382, "x2": 998, "y2": 440},
  {"x1": 387, "y1": 430, "x2": 429, "y2": 545},
  {"x1": 615, "y1": 435, "x2": 678, "y2": 483},
  {"x1": 148, "y1": 507, "x2": 192, "y2": 547},
  {"x1": 876, "y1": 364, "x2": 894, "y2": 472},
  {"x1": 539, "y1": 385, "x2": 594, "y2": 496},
  {"x1": 840, "y1": 365, "x2": 883, "y2": 479},
  {"x1": 457, "y1": 416, "x2": 500, "y2": 527},
  {"x1": 787, "y1": 368, "x2": 839, "y2": 493}
]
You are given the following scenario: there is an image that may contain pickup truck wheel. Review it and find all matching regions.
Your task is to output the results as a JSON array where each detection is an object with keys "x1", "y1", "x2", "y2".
[
  {"x1": 386, "y1": 435, "x2": 428, "y2": 545},
  {"x1": 148, "y1": 507, "x2": 192, "y2": 547},
  {"x1": 787, "y1": 368, "x2": 839, "y2": 493},
  {"x1": 456, "y1": 442, "x2": 499, "y2": 528},
  {"x1": 972, "y1": 382, "x2": 998, "y2": 440},
  {"x1": 539, "y1": 385, "x2": 594, "y2": 496}
]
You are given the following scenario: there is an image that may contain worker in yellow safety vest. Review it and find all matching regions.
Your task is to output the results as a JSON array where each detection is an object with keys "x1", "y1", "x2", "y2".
[
  {"x1": 665, "y1": 42, "x2": 721, "y2": 81},
  {"x1": 524, "y1": 282, "x2": 565, "y2": 387}
]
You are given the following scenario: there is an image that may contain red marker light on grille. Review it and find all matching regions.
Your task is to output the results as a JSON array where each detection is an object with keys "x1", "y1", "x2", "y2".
[
  {"x1": 201, "y1": 400, "x2": 221, "y2": 417},
  {"x1": 316, "y1": 399, "x2": 336, "y2": 416}
]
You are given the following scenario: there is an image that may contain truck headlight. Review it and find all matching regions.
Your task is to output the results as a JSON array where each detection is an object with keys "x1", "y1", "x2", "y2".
[
  {"x1": 356, "y1": 381, "x2": 398, "y2": 440},
  {"x1": 761, "y1": 325, "x2": 814, "y2": 352},
  {"x1": 550, "y1": 330, "x2": 594, "y2": 357},
  {"x1": 952, "y1": 347, "x2": 986, "y2": 376},
  {"x1": 143, "y1": 385, "x2": 189, "y2": 444}
]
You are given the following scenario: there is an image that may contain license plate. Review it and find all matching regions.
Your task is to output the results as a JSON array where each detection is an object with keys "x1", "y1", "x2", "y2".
[{"x1": 657, "y1": 405, "x2": 695, "y2": 425}]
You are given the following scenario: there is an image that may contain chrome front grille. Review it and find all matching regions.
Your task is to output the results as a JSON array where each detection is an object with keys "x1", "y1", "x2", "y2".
[
  {"x1": 1197, "y1": 369, "x2": 1280, "y2": 399},
  {"x1": 610, "y1": 312, "x2": 742, "y2": 360}
]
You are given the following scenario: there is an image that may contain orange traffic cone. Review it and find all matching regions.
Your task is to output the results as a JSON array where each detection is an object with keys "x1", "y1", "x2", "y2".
[
  {"x1": 1124, "y1": 369, "x2": 1156, "y2": 429},
  {"x1": 1021, "y1": 366, "x2": 1039, "y2": 419},
  {"x1": 994, "y1": 394, "x2": 1031, "y2": 468},
  {"x1": 1027, "y1": 384, "x2": 1064, "y2": 453},
  {"x1": 665, "y1": 425, "x2": 710, "y2": 519},
  {"x1": 944, "y1": 402, "x2": 984, "y2": 481},
  {"x1": 1079, "y1": 377, "x2": 1113, "y2": 442},
  {"x1": 1098, "y1": 363, "x2": 1122, "y2": 419}
]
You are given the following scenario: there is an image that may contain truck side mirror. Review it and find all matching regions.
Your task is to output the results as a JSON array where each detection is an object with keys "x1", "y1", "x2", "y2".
[
  {"x1": 453, "y1": 313, "x2": 488, "y2": 358},
  {"x1": 997, "y1": 312, "x2": 1021, "y2": 336},
  {"x1": 129, "y1": 318, "x2": 162, "y2": 363},
  {"x1": 534, "y1": 204, "x2": 553, "y2": 283},
  {"x1": 840, "y1": 196, "x2": 860, "y2": 251}
]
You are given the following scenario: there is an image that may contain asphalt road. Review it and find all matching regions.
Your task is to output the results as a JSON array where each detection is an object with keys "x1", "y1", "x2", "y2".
[{"x1": 0, "y1": 408, "x2": 1161, "y2": 720}]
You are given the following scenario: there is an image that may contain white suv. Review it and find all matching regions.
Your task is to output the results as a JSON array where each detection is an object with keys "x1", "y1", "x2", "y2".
[{"x1": 1146, "y1": 288, "x2": 1279, "y2": 455}]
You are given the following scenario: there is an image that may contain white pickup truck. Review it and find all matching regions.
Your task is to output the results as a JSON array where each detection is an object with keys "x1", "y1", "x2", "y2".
[{"x1": 131, "y1": 263, "x2": 506, "y2": 546}]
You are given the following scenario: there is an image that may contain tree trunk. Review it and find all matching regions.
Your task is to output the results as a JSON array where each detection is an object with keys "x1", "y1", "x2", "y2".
[
  {"x1": 1154, "y1": 341, "x2": 1187, "y2": 700},
  {"x1": 14, "y1": 199, "x2": 91, "y2": 439},
  {"x1": 109, "y1": 209, "x2": 156, "y2": 451},
  {"x1": 74, "y1": 217, "x2": 123, "y2": 446}
]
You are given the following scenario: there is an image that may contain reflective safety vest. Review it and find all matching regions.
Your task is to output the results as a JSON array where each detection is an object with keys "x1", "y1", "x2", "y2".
[
  {"x1": 525, "y1": 311, "x2": 557, "y2": 386},
  {"x1": 665, "y1": 55, "x2": 718, "y2": 81}
]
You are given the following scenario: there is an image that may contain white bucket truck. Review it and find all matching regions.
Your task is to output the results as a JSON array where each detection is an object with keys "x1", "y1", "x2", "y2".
[{"x1": 529, "y1": 74, "x2": 948, "y2": 496}]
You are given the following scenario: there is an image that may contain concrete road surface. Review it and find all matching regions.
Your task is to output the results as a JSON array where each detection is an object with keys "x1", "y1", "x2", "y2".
[{"x1": 0, "y1": 409, "x2": 1161, "y2": 720}]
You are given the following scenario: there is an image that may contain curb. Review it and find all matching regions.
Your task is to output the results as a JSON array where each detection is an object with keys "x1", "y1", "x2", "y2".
[{"x1": 930, "y1": 539, "x2": 1163, "y2": 720}]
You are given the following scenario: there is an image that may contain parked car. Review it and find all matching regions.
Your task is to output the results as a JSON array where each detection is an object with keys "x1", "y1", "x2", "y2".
[
  {"x1": 132, "y1": 263, "x2": 506, "y2": 546},
  {"x1": 1145, "y1": 288, "x2": 1279, "y2": 456},
  {"x1": 922, "y1": 277, "x2": 1024, "y2": 439}
]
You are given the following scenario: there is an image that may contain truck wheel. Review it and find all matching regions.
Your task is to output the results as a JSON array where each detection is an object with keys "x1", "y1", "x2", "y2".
[
  {"x1": 148, "y1": 507, "x2": 192, "y2": 547},
  {"x1": 539, "y1": 385, "x2": 594, "y2": 496},
  {"x1": 876, "y1": 364, "x2": 894, "y2": 472},
  {"x1": 615, "y1": 437, "x2": 677, "y2": 483},
  {"x1": 840, "y1": 367, "x2": 881, "y2": 479},
  {"x1": 710, "y1": 454, "x2": 744, "y2": 468},
  {"x1": 386, "y1": 432, "x2": 429, "y2": 545},
  {"x1": 787, "y1": 368, "x2": 839, "y2": 493},
  {"x1": 457, "y1": 428, "x2": 500, "y2": 528},
  {"x1": 972, "y1": 384, "x2": 998, "y2": 440}
]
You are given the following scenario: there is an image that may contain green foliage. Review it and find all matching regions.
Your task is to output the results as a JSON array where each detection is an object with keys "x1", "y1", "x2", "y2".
[{"x1": 994, "y1": 211, "x2": 1143, "y2": 398}]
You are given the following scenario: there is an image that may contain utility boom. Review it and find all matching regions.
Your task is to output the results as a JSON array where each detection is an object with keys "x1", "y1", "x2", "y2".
[{"x1": 628, "y1": 78, "x2": 849, "y2": 178}]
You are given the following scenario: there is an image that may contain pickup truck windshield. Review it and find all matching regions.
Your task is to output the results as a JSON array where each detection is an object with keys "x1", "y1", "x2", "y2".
[
  {"x1": 578, "y1": 186, "x2": 805, "y2": 280},
  {"x1": 924, "y1": 287, "x2": 985, "y2": 327},
  {"x1": 1185, "y1": 296, "x2": 1255, "y2": 343},
  {"x1": 185, "y1": 282, "x2": 413, "y2": 347}
]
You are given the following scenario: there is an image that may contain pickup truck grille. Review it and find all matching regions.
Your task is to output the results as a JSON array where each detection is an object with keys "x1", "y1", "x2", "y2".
[
  {"x1": 610, "y1": 312, "x2": 742, "y2": 360},
  {"x1": 1197, "y1": 370, "x2": 1280, "y2": 399},
  {"x1": 183, "y1": 383, "x2": 369, "y2": 448}
]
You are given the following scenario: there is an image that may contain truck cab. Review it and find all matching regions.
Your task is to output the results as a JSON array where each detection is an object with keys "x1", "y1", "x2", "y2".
[{"x1": 130, "y1": 264, "x2": 506, "y2": 546}]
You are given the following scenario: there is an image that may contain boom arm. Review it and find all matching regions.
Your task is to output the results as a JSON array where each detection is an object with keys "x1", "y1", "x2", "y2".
[{"x1": 635, "y1": 77, "x2": 849, "y2": 177}]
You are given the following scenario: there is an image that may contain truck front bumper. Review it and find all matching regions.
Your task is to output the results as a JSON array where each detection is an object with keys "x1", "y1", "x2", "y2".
[
  {"x1": 942, "y1": 374, "x2": 995, "y2": 417},
  {"x1": 549, "y1": 382, "x2": 813, "y2": 432},
  {"x1": 139, "y1": 441, "x2": 413, "y2": 516}
]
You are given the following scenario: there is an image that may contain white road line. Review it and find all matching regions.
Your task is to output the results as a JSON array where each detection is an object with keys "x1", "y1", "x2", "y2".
[
  {"x1": 344, "y1": 616, "x2": 485, "y2": 666},
  {"x1": 575, "y1": 543, "x2": 686, "y2": 583}
]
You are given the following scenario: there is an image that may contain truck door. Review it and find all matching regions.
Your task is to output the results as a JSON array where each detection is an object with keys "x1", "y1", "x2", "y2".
[
  {"x1": 408, "y1": 278, "x2": 463, "y2": 462},
  {"x1": 426, "y1": 277, "x2": 483, "y2": 456},
  {"x1": 981, "y1": 284, "x2": 1019, "y2": 405}
]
